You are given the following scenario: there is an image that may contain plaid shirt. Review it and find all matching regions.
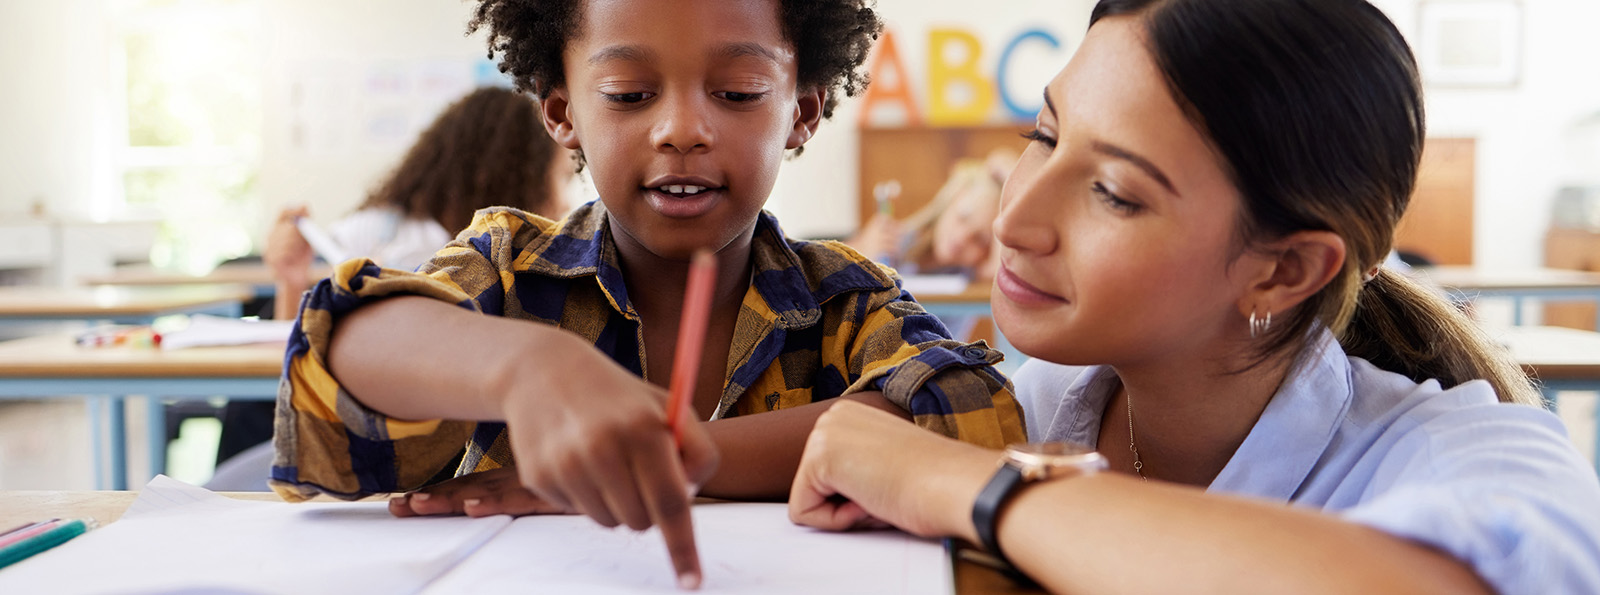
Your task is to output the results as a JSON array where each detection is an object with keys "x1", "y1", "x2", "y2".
[{"x1": 271, "y1": 201, "x2": 1025, "y2": 501}]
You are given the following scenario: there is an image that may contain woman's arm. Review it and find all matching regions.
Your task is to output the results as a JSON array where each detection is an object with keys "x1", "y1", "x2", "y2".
[{"x1": 790, "y1": 401, "x2": 1492, "y2": 595}]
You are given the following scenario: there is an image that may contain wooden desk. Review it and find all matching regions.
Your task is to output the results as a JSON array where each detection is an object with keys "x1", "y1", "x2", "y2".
[
  {"x1": 0, "y1": 489, "x2": 1037, "y2": 594},
  {"x1": 0, "y1": 284, "x2": 253, "y2": 325},
  {"x1": 81, "y1": 263, "x2": 331, "y2": 299},
  {"x1": 0, "y1": 333, "x2": 283, "y2": 490},
  {"x1": 1420, "y1": 266, "x2": 1600, "y2": 329}
]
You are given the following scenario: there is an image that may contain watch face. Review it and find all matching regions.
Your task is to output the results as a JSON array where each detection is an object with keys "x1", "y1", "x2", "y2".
[
  {"x1": 1007, "y1": 442, "x2": 1107, "y2": 481},
  {"x1": 1009, "y1": 442, "x2": 1098, "y2": 457}
]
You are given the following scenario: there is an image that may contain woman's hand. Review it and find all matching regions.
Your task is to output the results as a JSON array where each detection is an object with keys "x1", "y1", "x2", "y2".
[
  {"x1": 389, "y1": 466, "x2": 570, "y2": 518},
  {"x1": 787, "y1": 400, "x2": 998, "y2": 542}
]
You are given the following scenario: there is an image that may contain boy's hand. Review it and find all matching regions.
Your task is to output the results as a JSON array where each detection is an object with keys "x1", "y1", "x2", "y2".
[
  {"x1": 389, "y1": 467, "x2": 570, "y2": 518},
  {"x1": 493, "y1": 340, "x2": 720, "y2": 588}
]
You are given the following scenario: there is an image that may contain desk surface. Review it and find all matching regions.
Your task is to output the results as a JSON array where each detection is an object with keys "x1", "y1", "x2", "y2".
[
  {"x1": 1422, "y1": 266, "x2": 1600, "y2": 291},
  {"x1": 0, "y1": 333, "x2": 285, "y2": 378},
  {"x1": 1498, "y1": 325, "x2": 1600, "y2": 380},
  {"x1": 0, "y1": 489, "x2": 1032, "y2": 594},
  {"x1": 0, "y1": 284, "x2": 254, "y2": 317},
  {"x1": 914, "y1": 281, "x2": 993, "y2": 304},
  {"x1": 81, "y1": 263, "x2": 331, "y2": 288}
]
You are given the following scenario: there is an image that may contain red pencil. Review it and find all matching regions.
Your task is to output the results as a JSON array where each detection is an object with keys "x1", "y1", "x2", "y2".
[{"x1": 665, "y1": 250, "x2": 717, "y2": 445}]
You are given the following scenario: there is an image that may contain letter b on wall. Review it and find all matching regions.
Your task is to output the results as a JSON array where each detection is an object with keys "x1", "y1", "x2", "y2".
[{"x1": 927, "y1": 29, "x2": 995, "y2": 126}]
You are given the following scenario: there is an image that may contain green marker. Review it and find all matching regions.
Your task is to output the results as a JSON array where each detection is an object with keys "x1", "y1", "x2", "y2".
[{"x1": 0, "y1": 519, "x2": 94, "y2": 570}]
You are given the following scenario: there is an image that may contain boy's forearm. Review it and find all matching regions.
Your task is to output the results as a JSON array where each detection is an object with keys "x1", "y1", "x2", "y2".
[
  {"x1": 698, "y1": 391, "x2": 909, "y2": 500},
  {"x1": 325, "y1": 295, "x2": 581, "y2": 422}
]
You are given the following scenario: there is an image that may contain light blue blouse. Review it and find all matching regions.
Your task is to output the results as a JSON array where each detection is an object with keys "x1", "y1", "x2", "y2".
[{"x1": 1014, "y1": 330, "x2": 1600, "y2": 594}]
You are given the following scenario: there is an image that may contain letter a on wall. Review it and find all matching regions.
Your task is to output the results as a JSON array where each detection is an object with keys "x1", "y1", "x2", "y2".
[{"x1": 859, "y1": 30, "x2": 922, "y2": 127}]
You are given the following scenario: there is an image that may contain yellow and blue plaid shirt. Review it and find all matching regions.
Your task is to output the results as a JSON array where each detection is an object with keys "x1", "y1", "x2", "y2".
[{"x1": 270, "y1": 201, "x2": 1025, "y2": 501}]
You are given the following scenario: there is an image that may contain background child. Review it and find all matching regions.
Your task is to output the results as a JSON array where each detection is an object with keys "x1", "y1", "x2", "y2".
[
  {"x1": 846, "y1": 149, "x2": 1016, "y2": 279},
  {"x1": 210, "y1": 86, "x2": 573, "y2": 486},
  {"x1": 271, "y1": 0, "x2": 1025, "y2": 587},
  {"x1": 788, "y1": 1, "x2": 1600, "y2": 593}
]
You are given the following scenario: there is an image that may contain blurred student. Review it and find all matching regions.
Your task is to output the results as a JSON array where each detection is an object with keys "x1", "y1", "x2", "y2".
[
  {"x1": 263, "y1": 86, "x2": 573, "y2": 321},
  {"x1": 788, "y1": 1, "x2": 1600, "y2": 593},
  {"x1": 847, "y1": 149, "x2": 1017, "y2": 280},
  {"x1": 210, "y1": 86, "x2": 572, "y2": 482}
]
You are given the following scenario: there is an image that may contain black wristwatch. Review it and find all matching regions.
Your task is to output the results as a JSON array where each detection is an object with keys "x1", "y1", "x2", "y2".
[{"x1": 970, "y1": 442, "x2": 1106, "y2": 579}]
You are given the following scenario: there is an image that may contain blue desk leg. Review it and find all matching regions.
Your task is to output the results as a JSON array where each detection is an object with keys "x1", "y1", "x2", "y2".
[
  {"x1": 88, "y1": 398, "x2": 106, "y2": 490},
  {"x1": 109, "y1": 397, "x2": 128, "y2": 491},
  {"x1": 147, "y1": 396, "x2": 166, "y2": 480}
]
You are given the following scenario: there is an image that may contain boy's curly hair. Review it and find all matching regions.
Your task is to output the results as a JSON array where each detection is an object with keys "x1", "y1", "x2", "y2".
[{"x1": 467, "y1": 0, "x2": 882, "y2": 124}]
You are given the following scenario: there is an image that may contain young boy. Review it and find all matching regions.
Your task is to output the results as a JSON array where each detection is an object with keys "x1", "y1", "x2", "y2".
[{"x1": 270, "y1": 0, "x2": 1025, "y2": 586}]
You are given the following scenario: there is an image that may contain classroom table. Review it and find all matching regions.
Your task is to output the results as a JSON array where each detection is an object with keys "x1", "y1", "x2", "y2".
[
  {"x1": 0, "y1": 490, "x2": 1036, "y2": 594},
  {"x1": 81, "y1": 263, "x2": 331, "y2": 300},
  {"x1": 0, "y1": 284, "x2": 253, "y2": 326},
  {"x1": 0, "y1": 333, "x2": 283, "y2": 490},
  {"x1": 1421, "y1": 266, "x2": 1600, "y2": 330}
]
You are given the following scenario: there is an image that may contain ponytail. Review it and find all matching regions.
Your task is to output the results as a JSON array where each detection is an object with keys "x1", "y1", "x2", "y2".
[{"x1": 1338, "y1": 269, "x2": 1541, "y2": 407}]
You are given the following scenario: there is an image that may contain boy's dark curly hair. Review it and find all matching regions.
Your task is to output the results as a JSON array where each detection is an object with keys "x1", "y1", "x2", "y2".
[{"x1": 467, "y1": 0, "x2": 882, "y2": 124}]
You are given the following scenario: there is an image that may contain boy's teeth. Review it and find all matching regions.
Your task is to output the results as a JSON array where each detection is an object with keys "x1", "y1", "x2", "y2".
[{"x1": 658, "y1": 185, "x2": 708, "y2": 195}]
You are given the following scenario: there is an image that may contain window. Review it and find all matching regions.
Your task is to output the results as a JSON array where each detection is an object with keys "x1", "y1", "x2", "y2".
[{"x1": 109, "y1": 0, "x2": 262, "y2": 274}]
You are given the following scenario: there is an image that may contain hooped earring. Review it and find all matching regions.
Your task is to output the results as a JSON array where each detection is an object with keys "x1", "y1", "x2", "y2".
[{"x1": 1249, "y1": 309, "x2": 1273, "y2": 339}]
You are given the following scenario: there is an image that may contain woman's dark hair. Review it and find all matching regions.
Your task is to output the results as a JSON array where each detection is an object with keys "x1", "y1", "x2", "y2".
[
  {"x1": 360, "y1": 86, "x2": 564, "y2": 234},
  {"x1": 1089, "y1": 0, "x2": 1537, "y2": 405},
  {"x1": 466, "y1": 0, "x2": 883, "y2": 156}
]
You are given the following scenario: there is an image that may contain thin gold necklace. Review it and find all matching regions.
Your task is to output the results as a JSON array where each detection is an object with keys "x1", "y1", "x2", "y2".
[{"x1": 1126, "y1": 389, "x2": 1147, "y2": 481}]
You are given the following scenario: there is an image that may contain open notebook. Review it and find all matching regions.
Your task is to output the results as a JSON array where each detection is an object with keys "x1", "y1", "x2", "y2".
[{"x1": 0, "y1": 476, "x2": 952, "y2": 594}]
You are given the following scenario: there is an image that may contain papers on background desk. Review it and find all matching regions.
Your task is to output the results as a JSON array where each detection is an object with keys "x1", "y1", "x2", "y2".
[
  {"x1": 900, "y1": 274, "x2": 970, "y2": 296},
  {"x1": 159, "y1": 314, "x2": 294, "y2": 350},
  {"x1": 0, "y1": 476, "x2": 952, "y2": 595}
]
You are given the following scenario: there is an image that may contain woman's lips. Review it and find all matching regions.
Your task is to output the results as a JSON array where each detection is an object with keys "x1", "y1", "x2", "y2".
[{"x1": 996, "y1": 264, "x2": 1066, "y2": 306}]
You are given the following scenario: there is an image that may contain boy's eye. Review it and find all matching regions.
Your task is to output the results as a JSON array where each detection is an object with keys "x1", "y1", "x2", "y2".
[
  {"x1": 716, "y1": 91, "x2": 764, "y2": 103},
  {"x1": 1021, "y1": 128, "x2": 1058, "y2": 151},
  {"x1": 603, "y1": 92, "x2": 652, "y2": 103}
]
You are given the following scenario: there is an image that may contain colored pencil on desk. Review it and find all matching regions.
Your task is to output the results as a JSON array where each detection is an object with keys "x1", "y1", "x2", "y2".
[
  {"x1": 664, "y1": 250, "x2": 717, "y2": 445},
  {"x1": 0, "y1": 519, "x2": 93, "y2": 570},
  {"x1": 0, "y1": 519, "x2": 58, "y2": 549}
]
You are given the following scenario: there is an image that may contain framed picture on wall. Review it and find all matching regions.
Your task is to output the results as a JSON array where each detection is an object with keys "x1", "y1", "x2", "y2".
[{"x1": 1416, "y1": 0, "x2": 1523, "y2": 87}]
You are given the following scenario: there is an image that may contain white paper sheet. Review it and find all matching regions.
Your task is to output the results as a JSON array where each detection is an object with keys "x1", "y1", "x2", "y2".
[
  {"x1": 0, "y1": 476, "x2": 512, "y2": 595},
  {"x1": 0, "y1": 479, "x2": 950, "y2": 595},
  {"x1": 421, "y1": 502, "x2": 952, "y2": 595}
]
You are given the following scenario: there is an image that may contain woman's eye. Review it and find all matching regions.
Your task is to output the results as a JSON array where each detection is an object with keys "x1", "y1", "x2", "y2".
[
  {"x1": 1020, "y1": 128, "x2": 1058, "y2": 150},
  {"x1": 1092, "y1": 182, "x2": 1142, "y2": 215}
]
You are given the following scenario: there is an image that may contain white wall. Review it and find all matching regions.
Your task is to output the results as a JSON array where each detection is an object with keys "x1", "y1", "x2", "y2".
[
  {"x1": 258, "y1": 0, "x2": 491, "y2": 232},
  {"x1": 0, "y1": 0, "x2": 112, "y2": 221},
  {"x1": 2, "y1": 0, "x2": 1598, "y2": 269}
]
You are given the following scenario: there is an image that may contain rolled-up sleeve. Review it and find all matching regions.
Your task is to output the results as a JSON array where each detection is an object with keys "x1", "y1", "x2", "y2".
[
  {"x1": 841, "y1": 284, "x2": 1026, "y2": 449},
  {"x1": 269, "y1": 210, "x2": 530, "y2": 501}
]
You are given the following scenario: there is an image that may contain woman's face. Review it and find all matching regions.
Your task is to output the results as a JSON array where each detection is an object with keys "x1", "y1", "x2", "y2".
[{"x1": 990, "y1": 16, "x2": 1258, "y2": 368}]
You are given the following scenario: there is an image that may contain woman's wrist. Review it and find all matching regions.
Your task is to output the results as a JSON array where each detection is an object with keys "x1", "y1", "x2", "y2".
[{"x1": 925, "y1": 441, "x2": 1005, "y2": 543}]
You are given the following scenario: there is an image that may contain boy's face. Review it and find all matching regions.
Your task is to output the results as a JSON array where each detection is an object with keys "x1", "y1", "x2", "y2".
[{"x1": 541, "y1": 0, "x2": 823, "y2": 261}]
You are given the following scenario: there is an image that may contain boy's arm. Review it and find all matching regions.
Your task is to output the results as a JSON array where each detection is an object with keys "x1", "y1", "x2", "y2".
[{"x1": 695, "y1": 390, "x2": 908, "y2": 500}]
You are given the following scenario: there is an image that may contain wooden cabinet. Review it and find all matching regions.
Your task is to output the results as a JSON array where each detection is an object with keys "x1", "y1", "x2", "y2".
[{"x1": 1545, "y1": 228, "x2": 1600, "y2": 329}]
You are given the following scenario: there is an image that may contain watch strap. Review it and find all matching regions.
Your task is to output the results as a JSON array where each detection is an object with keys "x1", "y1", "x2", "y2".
[{"x1": 971, "y1": 461, "x2": 1023, "y2": 565}]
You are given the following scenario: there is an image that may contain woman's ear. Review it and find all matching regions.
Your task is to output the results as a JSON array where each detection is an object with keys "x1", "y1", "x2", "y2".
[
  {"x1": 786, "y1": 87, "x2": 826, "y2": 150},
  {"x1": 1238, "y1": 230, "x2": 1347, "y2": 319},
  {"x1": 539, "y1": 88, "x2": 582, "y2": 150}
]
